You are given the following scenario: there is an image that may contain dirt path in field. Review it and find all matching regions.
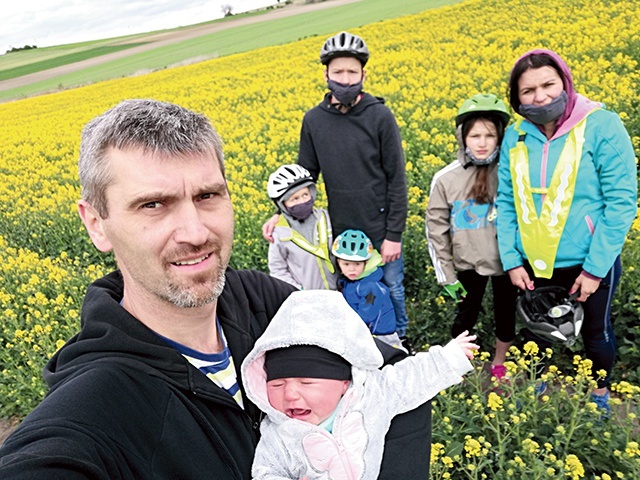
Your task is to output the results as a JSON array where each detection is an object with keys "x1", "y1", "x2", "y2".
[{"x1": 0, "y1": 0, "x2": 361, "y2": 93}]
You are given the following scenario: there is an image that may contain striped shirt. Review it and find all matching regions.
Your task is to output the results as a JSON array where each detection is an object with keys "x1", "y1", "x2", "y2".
[{"x1": 160, "y1": 322, "x2": 244, "y2": 409}]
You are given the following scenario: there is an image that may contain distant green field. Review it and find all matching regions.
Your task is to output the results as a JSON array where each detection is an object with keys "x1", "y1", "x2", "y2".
[
  {"x1": 0, "y1": 0, "x2": 460, "y2": 102},
  {"x1": 0, "y1": 44, "x2": 147, "y2": 81}
]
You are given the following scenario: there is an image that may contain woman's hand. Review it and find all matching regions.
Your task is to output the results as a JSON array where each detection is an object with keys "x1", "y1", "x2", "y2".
[
  {"x1": 570, "y1": 272, "x2": 601, "y2": 302},
  {"x1": 508, "y1": 266, "x2": 534, "y2": 291}
]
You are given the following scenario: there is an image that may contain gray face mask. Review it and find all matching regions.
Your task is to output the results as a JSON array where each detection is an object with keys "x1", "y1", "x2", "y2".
[
  {"x1": 286, "y1": 198, "x2": 314, "y2": 221},
  {"x1": 465, "y1": 146, "x2": 500, "y2": 166},
  {"x1": 519, "y1": 90, "x2": 568, "y2": 125},
  {"x1": 327, "y1": 79, "x2": 363, "y2": 106}
]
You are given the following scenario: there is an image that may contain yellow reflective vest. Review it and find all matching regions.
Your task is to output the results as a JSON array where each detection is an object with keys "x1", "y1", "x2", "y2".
[{"x1": 508, "y1": 111, "x2": 597, "y2": 278}]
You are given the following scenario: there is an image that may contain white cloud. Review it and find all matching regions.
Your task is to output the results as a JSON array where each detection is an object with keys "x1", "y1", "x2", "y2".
[{"x1": 1, "y1": 0, "x2": 279, "y2": 53}]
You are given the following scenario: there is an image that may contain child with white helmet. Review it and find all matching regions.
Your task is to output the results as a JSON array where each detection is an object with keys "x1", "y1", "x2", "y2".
[
  {"x1": 267, "y1": 164, "x2": 338, "y2": 290},
  {"x1": 332, "y1": 229, "x2": 404, "y2": 350}
]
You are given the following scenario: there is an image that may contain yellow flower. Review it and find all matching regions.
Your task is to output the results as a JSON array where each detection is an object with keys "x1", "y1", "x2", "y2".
[
  {"x1": 625, "y1": 441, "x2": 639, "y2": 457},
  {"x1": 522, "y1": 439, "x2": 540, "y2": 455},
  {"x1": 430, "y1": 442, "x2": 445, "y2": 464},
  {"x1": 487, "y1": 392, "x2": 504, "y2": 411},
  {"x1": 523, "y1": 341, "x2": 539, "y2": 356},
  {"x1": 464, "y1": 436, "x2": 483, "y2": 458},
  {"x1": 564, "y1": 454, "x2": 585, "y2": 479}
]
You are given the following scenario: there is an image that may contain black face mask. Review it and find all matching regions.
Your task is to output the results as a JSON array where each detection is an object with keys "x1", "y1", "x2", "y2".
[
  {"x1": 327, "y1": 79, "x2": 363, "y2": 106},
  {"x1": 286, "y1": 198, "x2": 314, "y2": 221},
  {"x1": 519, "y1": 91, "x2": 568, "y2": 125}
]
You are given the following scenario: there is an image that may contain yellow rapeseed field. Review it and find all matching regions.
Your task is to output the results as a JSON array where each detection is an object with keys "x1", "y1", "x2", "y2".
[{"x1": 0, "y1": 3, "x2": 638, "y2": 470}]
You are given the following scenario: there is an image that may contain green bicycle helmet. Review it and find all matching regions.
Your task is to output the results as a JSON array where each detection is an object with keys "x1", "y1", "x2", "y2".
[
  {"x1": 320, "y1": 31, "x2": 370, "y2": 66},
  {"x1": 332, "y1": 229, "x2": 373, "y2": 261},
  {"x1": 455, "y1": 93, "x2": 510, "y2": 127}
]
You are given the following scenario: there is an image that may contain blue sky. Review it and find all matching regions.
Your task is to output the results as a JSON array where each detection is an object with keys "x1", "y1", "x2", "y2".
[{"x1": 2, "y1": 0, "x2": 280, "y2": 53}]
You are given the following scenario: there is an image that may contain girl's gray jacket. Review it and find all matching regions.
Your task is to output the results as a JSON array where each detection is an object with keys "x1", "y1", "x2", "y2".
[
  {"x1": 241, "y1": 290, "x2": 472, "y2": 480},
  {"x1": 425, "y1": 128, "x2": 505, "y2": 285}
]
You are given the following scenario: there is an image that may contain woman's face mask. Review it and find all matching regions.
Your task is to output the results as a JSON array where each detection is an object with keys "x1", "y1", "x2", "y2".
[{"x1": 519, "y1": 91, "x2": 568, "y2": 125}]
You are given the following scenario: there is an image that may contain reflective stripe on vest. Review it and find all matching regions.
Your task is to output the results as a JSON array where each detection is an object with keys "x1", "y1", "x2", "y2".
[
  {"x1": 509, "y1": 111, "x2": 596, "y2": 278},
  {"x1": 277, "y1": 213, "x2": 336, "y2": 288}
]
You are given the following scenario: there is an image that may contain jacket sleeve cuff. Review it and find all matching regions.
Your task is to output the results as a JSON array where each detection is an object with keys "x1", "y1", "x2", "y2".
[
  {"x1": 442, "y1": 340, "x2": 473, "y2": 376},
  {"x1": 581, "y1": 269, "x2": 602, "y2": 281},
  {"x1": 385, "y1": 231, "x2": 403, "y2": 243}
]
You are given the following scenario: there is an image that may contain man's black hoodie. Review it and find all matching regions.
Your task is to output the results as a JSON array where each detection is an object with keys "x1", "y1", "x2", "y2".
[{"x1": 0, "y1": 269, "x2": 430, "y2": 479}]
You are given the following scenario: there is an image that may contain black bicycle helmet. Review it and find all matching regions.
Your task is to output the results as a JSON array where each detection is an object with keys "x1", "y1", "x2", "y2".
[
  {"x1": 517, "y1": 286, "x2": 584, "y2": 346},
  {"x1": 320, "y1": 31, "x2": 370, "y2": 66}
]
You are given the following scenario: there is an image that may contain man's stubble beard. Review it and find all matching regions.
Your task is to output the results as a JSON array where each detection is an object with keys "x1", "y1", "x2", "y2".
[
  {"x1": 163, "y1": 263, "x2": 227, "y2": 308},
  {"x1": 161, "y1": 241, "x2": 230, "y2": 308}
]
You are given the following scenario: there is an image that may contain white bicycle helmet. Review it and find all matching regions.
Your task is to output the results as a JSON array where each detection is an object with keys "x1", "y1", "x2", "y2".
[
  {"x1": 320, "y1": 31, "x2": 370, "y2": 66},
  {"x1": 267, "y1": 164, "x2": 313, "y2": 201},
  {"x1": 517, "y1": 286, "x2": 584, "y2": 346}
]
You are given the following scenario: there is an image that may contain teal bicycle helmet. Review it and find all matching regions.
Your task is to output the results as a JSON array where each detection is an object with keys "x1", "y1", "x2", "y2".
[{"x1": 332, "y1": 229, "x2": 373, "y2": 261}]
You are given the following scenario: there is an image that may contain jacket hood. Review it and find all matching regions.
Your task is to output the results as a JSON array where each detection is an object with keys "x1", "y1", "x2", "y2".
[
  {"x1": 319, "y1": 91, "x2": 385, "y2": 116},
  {"x1": 44, "y1": 269, "x2": 293, "y2": 417},
  {"x1": 44, "y1": 271, "x2": 186, "y2": 393},
  {"x1": 512, "y1": 49, "x2": 580, "y2": 131},
  {"x1": 517, "y1": 94, "x2": 602, "y2": 141},
  {"x1": 358, "y1": 249, "x2": 383, "y2": 280},
  {"x1": 455, "y1": 126, "x2": 474, "y2": 167},
  {"x1": 241, "y1": 290, "x2": 383, "y2": 420}
]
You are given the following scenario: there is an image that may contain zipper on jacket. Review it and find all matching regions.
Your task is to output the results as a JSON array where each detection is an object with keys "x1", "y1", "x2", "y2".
[{"x1": 540, "y1": 141, "x2": 550, "y2": 204}]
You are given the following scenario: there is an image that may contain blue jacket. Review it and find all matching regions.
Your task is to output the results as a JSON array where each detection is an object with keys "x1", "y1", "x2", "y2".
[
  {"x1": 339, "y1": 267, "x2": 397, "y2": 335},
  {"x1": 497, "y1": 95, "x2": 637, "y2": 278}
]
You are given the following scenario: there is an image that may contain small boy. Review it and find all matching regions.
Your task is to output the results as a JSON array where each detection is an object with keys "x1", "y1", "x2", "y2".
[
  {"x1": 332, "y1": 229, "x2": 402, "y2": 349},
  {"x1": 241, "y1": 290, "x2": 477, "y2": 480},
  {"x1": 267, "y1": 164, "x2": 338, "y2": 290}
]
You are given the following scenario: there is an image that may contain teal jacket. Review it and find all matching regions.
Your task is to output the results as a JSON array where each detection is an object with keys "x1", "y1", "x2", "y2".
[{"x1": 497, "y1": 95, "x2": 637, "y2": 278}]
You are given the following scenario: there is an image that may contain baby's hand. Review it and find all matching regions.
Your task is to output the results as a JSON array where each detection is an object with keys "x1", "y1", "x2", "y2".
[{"x1": 455, "y1": 330, "x2": 479, "y2": 359}]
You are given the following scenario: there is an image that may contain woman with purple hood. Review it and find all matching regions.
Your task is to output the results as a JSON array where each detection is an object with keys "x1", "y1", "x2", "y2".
[{"x1": 496, "y1": 49, "x2": 637, "y2": 413}]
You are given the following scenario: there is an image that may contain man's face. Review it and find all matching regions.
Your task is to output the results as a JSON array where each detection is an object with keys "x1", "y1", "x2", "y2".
[
  {"x1": 79, "y1": 147, "x2": 234, "y2": 309},
  {"x1": 325, "y1": 56, "x2": 365, "y2": 85}
]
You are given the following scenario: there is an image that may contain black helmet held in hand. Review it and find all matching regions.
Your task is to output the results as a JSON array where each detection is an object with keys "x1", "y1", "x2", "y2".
[{"x1": 517, "y1": 286, "x2": 584, "y2": 346}]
